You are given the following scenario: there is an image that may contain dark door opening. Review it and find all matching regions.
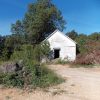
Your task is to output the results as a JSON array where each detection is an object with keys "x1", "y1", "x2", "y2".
[{"x1": 54, "y1": 49, "x2": 60, "y2": 59}]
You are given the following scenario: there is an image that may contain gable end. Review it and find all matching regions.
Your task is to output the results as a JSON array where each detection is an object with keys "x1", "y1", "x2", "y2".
[{"x1": 44, "y1": 29, "x2": 77, "y2": 44}]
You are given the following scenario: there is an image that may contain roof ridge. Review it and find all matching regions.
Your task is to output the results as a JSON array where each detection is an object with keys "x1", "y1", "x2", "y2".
[{"x1": 44, "y1": 29, "x2": 77, "y2": 44}]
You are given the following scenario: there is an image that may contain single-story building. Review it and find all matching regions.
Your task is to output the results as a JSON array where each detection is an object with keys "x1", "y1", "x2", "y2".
[{"x1": 45, "y1": 29, "x2": 77, "y2": 61}]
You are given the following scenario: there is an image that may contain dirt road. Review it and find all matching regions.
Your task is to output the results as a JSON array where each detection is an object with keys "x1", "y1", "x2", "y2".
[
  {"x1": 49, "y1": 65, "x2": 100, "y2": 100},
  {"x1": 0, "y1": 65, "x2": 100, "y2": 100}
]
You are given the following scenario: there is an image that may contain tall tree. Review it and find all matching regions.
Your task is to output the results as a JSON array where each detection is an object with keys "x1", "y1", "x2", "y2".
[
  {"x1": 11, "y1": 20, "x2": 26, "y2": 43},
  {"x1": 75, "y1": 34, "x2": 88, "y2": 54},
  {"x1": 66, "y1": 30, "x2": 78, "y2": 40},
  {"x1": 88, "y1": 32, "x2": 100, "y2": 41},
  {"x1": 23, "y1": 0, "x2": 66, "y2": 44},
  {"x1": 11, "y1": 20, "x2": 25, "y2": 35},
  {"x1": 0, "y1": 36, "x2": 5, "y2": 59}
]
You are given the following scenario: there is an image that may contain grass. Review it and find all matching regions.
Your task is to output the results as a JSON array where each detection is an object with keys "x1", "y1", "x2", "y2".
[
  {"x1": 36, "y1": 65, "x2": 64, "y2": 88},
  {"x1": 94, "y1": 64, "x2": 100, "y2": 67},
  {"x1": 54, "y1": 59, "x2": 70, "y2": 65},
  {"x1": 70, "y1": 63, "x2": 95, "y2": 68},
  {"x1": 0, "y1": 60, "x2": 3, "y2": 66},
  {"x1": 0, "y1": 60, "x2": 64, "y2": 88},
  {"x1": 0, "y1": 44, "x2": 64, "y2": 89}
]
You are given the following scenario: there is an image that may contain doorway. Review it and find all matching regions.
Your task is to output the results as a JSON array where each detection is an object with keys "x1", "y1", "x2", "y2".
[{"x1": 54, "y1": 49, "x2": 60, "y2": 59}]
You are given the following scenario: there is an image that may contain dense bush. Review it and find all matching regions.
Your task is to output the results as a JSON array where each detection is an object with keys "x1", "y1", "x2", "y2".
[
  {"x1": 33, "y1": 41, "x2": 50, "y2": 62},
  {"x1": 74, "y1": 50, "x2": 100, "y2": 65},
  {"x1": 0, "y1": 42, "x2": 63, "y2": 88},
  {"x1": 0, "y1": 60, "x2": 63, "y2": 88},
  {"x1": 10, "y1": 45, "x2": 34, "y2": 61},
  {"x1": 54, "y1": 59, "x2": 69, "y2": 65},
  {"x1": 27, "y1": 62, "x2": 63, "y2": 88},
  {"x1": 0, "y1": 72, "x2": 24, "y2": 87},
  {"x1": 11, "y1": 42, "x2": 50, "y2": 62}
]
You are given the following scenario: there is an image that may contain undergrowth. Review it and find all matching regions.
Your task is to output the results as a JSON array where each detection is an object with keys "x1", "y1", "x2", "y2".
[{"x1": 0, "y1": 44, "x2": 64, "y2": 88}]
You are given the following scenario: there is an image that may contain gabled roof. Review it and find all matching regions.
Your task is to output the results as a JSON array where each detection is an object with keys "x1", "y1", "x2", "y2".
[{"x1": 44, "y1": 29, "x2": 77, "y2": 44}]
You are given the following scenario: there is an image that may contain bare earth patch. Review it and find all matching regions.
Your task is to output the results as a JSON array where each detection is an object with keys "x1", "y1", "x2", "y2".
[{"x1": 0, "y1": 64, "x2": 100, "y2": 100}]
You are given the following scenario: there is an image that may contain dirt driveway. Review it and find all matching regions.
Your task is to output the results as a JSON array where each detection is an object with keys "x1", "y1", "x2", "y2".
[{"x1": 0, "y1": 64, "x2": 100, "y2": 100}]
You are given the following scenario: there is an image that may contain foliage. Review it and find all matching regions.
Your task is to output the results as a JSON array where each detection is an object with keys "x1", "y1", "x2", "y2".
[
  {"x1": 88, "y1": 32, "x2": 100, "y2": 41},
  {"x1": 75, "y1": 34, "x2": 88, "y2": 54},
  {"x1": 0, "y1": 61, "x2": 4, "y2": 66},
  {"x1": 11, "y1": 20, "x2": 26, "y2": 44},
  {"x1": 11, "y1": 45, "x2": 34, "y2": 61},
  {"x1": 0, "y1": 0, "x2": 100, "y2": 89},
  {"x1": 25, "y1": 62, "x2": 64, "y2": 88},
  {"x1": 66, "y1": 30, "x2": 78, "y2": 40},
  {"x1": 11, "y1": 41, "x2": 50, "y2": 62},
  {"x1": 1, "y1": 0, "x2": 65, "y2": 60},
  {"x1": 41, "y1": 41, "x2": 51, "y2": 56},
  {"x1": 0, "y1": 72, "x2": 24, "y2": 88},
  {"x1": 56, "y1": 59, "x2": 69, "y2": 65},
  {"x1": 33, "y1": 41, "x2": 50, "y2": 61},
  {"x1": 74, "y1": 50, "x2": 100, "y2": 65},
  {"x1": 0, "y1": 60, "x2": 64, "y2": 88},
  {"x1": 23, "y1": 0, "x2": 66, "y2": 44},
  {"x1": 10, "y1": 0, "x2": 66, "y2": 44},
  {"x1": 66, "y1": 30, "x2": 100, "y2": 65},
  {"x1": 11, "y1": 20, "x2": 25, "y2": 35},
  {"x1": 1, "y1": 33, "x2": 26, "y2": 60},
  {"x1": 75, "y1": 33, "x2": 100, "y2": 54},
  {"x1": 0, "y1": 36, "x2": 5, "y2": 60},
  {"x1": 0, "y1": 42, "x2": 64, "y2": 88}
]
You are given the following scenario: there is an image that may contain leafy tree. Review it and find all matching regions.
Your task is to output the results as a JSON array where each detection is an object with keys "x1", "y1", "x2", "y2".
[
  {"x1": 33, "y1": 41, "x2": 50, "y2": 62},
  {"x1": 75, "y1": 33, "x2": 100, "y2": 54},
  {"x1": 66, "y1": 30, "x2": 78, "y2": 40},
  {"x1": 88, "y1": 32, "x2": 100, "y2": 41},
  {"x1": 0, "y1": 36, "x2": 5, "y2": 59},
  {"x1": 11, "y1": 41, "x2": 50, "y2": 62},
  {"x1": 3, "y1": 34, "x2": 25, "y2": 60},
  {"x1": 75, "y1": 34, "x2": 88, "y2": 54},
  {"x1": 23, "y1": 0, "x2": 66, "y2": 44},
  {"x1": 2, "y1": 20, "x2": 27, "y2": 60},
  {"x1": 11, "y1": 20, "x2": 25, "y2": 35},
  {"x1": 11, "y1": 20, "x2": 26, "y2": 44}
]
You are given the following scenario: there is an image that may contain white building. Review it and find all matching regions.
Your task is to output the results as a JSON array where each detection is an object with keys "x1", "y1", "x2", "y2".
[{"x1": 45, "y1": 29, "x2": 77, "y2": 61}]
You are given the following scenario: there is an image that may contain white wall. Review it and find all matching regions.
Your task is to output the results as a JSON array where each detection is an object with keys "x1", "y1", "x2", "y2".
[{"x1": 47, "y1": 30, "x2": 76, "y2": 61}]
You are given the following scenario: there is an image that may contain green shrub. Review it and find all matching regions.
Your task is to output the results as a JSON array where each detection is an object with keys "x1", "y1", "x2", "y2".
[
  {"x1": 11, "y1": 45, "x2": 34, "y2": 61},
  {"x1": 33, "y1": 41, "x2": 50, "y2": 62},
  {"x1": 74, "y1": 50, "x2": 100, "y2": 65},
  {"x1": 31, "y1": 65, "x2": 64, "y2": 88},
  {"x1": 0, "y1": 61, "x2": 3, "y2": 65},
  {"x1": 11, "y1": 42, "x2": 50, "y2": 62},
  {"x1": 24, "y1": 60, "x2": 64, "y2": 88},
  {"x1": 0, "y1": 42, "x2": 64, "y2": 88},
  {"x1": 0, "y1": 60, "x2": 64, "y2": 88},
  {"x1": 0, "y1": 72, "x2": 24, "y2": 88},
  {"x1": 56, "y1": 59, "x2": 69, "y2": 65}
]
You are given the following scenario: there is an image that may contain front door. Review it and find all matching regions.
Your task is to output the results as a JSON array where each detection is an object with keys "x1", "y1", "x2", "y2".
[{"x1": 54, "y1": 49, "x2": 60, "y2": 59}]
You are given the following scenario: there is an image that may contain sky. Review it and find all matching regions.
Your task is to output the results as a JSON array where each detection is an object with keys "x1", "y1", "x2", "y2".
[{"x1": 0, "y1": 0, "x2": 100, "y2": 36}]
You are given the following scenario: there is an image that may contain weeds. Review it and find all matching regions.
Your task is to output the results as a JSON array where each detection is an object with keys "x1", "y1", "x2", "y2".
[
  {"x1": 56, "y1": 59, "x2": 70, "y2": 65},
  {"x1": 0, "y1": 60, "x2": 64, "y2": 88}
]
